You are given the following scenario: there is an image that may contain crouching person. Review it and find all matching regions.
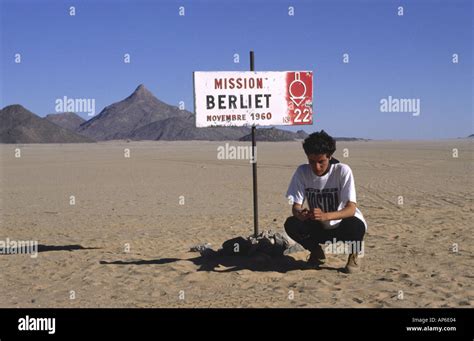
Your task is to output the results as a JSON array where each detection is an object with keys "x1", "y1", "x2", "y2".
[{"x1": 284, "y1": 130, "x2": 367, "y2": 273}]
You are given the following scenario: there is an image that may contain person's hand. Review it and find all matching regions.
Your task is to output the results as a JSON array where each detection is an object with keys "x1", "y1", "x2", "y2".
[
  {"x1": 310, "y1": 208, "x2": 329, "y2": 221},
  {"x1": 296, "y1": 208, "x2": 310, "y2": 221}
]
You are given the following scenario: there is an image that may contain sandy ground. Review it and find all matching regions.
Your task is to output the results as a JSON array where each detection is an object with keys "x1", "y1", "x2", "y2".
[{"x1": 0, "y1": 139, "x2": 473, "y2": 308}]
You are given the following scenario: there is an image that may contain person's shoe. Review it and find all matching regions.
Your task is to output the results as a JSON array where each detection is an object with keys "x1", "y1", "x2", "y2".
[
  {"x1": 343, "y1": 253, "x2": 361, "y2": 273},
  {"x1": 307, "y1": 245, "x2": 326, "y2": 267}
]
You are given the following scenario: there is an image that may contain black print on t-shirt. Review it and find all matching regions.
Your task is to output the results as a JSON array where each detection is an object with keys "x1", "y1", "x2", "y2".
[{"x1": 305, "y1": 188, "x2": 339, "y2": 212}]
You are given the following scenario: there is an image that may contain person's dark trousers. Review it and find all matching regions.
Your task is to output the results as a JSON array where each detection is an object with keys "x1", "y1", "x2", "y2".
[{"x1": 284, "y1": 216, "x2": 365, "y2": 254}]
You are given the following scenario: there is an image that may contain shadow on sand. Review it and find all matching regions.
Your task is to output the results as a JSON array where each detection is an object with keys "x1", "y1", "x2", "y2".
[
  {"x1": 100, "y1": 253, "x2": 344, "y2": 273},
  {"x1": 1, "y1": 244, "x2": 99, "y2": 254},
  {"x1": 37, "y1": 244, "x2": 99, "y2": 252}
]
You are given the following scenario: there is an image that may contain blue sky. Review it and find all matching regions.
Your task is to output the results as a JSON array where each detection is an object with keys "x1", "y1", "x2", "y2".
[{"x1": 1, "y1": 0, "x2": 472, "y2": 139}]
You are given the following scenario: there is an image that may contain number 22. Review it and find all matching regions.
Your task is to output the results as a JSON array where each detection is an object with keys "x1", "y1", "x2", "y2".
[{"x1": 294, "y1": 108, "x2": 311, "y2": 123}]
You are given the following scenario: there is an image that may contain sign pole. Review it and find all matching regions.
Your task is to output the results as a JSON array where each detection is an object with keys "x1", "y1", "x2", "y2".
[{"x1": 250, "y1": 50, "x2": 258, "y2": 238}]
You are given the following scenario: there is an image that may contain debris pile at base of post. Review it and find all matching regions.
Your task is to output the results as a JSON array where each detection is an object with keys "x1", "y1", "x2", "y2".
[{"x1": 190, "y1": 230, "x2": 306, "y2": 258}]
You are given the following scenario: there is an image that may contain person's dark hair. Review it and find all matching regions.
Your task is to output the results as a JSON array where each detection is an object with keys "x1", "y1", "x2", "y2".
[{"x1": 302, "y1": 130, "x2": 336, "y2": 156}]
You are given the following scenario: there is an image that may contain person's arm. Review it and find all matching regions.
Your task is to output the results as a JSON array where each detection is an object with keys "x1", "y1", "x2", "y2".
[
  {"x1": 292, "y1": 202, "x2": 310, "y2": 221},
  {"x1": 312, "y1": 201, "x2": 356, "y2": 221},
  {"x1": 286, "y1": 166, "x2": 307, "y2": 221}
]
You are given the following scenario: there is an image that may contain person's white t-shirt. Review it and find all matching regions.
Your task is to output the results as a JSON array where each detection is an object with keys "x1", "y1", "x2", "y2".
[{"x1": 286, "y1": 162, "x2": 367, "y2": 230}]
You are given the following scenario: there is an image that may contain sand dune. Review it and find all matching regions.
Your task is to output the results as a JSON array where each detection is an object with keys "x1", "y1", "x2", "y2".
[{"x1": 0, "y1": 140, "x2": 472, "y2": 307}]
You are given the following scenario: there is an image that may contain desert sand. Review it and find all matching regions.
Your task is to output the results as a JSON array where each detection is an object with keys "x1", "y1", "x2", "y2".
[{"x1": 0, "y1": 139, "x2": 473, "y2": 308}]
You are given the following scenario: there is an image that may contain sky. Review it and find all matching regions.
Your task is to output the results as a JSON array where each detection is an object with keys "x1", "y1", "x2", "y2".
[{"x1": 1, "y1": 0, "x2": 472, "y2": 139}]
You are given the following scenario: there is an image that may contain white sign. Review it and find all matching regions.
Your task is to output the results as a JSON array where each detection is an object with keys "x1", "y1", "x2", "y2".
[{"x1": 193, "y1": 71, "x2": 313, "y2": 127}]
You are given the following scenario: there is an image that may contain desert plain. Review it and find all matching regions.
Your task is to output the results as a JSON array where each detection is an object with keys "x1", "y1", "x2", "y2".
[{"x1": 0, "y1": 139, "x2": 472, "y2": 308}]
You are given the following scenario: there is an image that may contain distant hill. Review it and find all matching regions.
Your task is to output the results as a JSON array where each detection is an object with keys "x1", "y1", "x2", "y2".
[
  {"x1": 130, "y1": 115, "x2": 250, "y2": 141},
  {"x1": 295, "y1": 130, "x2": 309, "y2": 139},
  {"x1": 239, "y1": 127, "x2": 367, "y2": 142},
  {"x1": 77, "y1": 84, "x2": 249, "y2": 141},
  {"x1": 45, "y1": 112, "x2": 85, "y2": 132},
  {"x1": 334, "y1": 137, "x2": 370, "y2": 141},
  {"x1": 240, "y1": 127, "x2": 303, "y2": 141},
  {"x1": 0, "y1": 105, "x2": 94, "y2": 143},
  {"x1": 468, "y1": 134, "x2": 474, "y2": 138}
]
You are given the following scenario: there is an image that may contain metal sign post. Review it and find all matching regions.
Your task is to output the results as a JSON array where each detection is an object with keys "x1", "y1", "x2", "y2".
[{"x1": 250, "y1": 50, "x2": 258, "y2": 238}]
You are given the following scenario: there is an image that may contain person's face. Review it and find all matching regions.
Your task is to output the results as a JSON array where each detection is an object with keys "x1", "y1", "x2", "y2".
[{"x1": 307, "y1": 153, "x2": 331, "y2": 176}]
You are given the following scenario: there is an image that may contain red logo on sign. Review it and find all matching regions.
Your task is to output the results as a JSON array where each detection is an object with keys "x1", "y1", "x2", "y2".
[{"x1": 286, "y1": 72, "x2": 313, "y2": 125}]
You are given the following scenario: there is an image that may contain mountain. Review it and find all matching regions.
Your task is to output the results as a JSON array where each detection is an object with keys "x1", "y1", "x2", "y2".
[
  {"x1": 3, "y1": 86, "x2": 369, "y2": 143},
  {"x1": 0, "y1": 105, "x2": 94, "y2": 143},
  {"x1": 77, "y1": 84, "x2": 187, "y2": 140},
  {"x1": 77, "y1": 84, "x2": 249, "y2": 141},
  {"x1": 45, "y1": 112, "x2": 85, "y2": 132}
]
